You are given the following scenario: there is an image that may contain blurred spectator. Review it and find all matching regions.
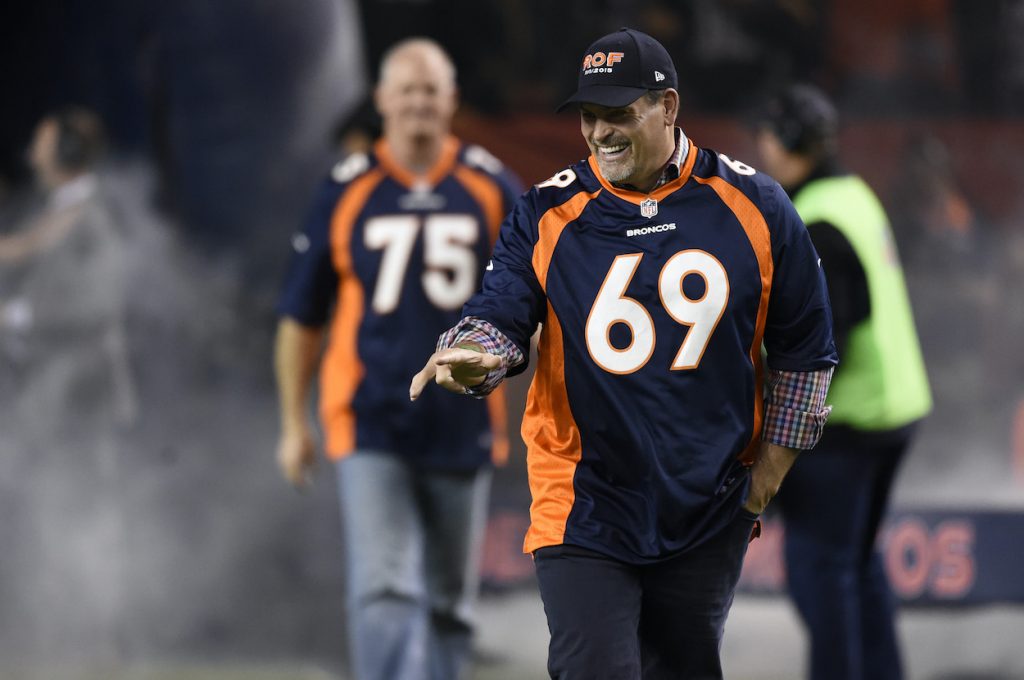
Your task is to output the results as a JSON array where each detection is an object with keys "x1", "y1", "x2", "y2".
[
  {"x1": 274, "y1": 38, "x2": 521, "y2": 680},
  {"x1": 891, "y1": 134, "x2": 986, "y2": 263},
  {"x1": 0, "y1": 107, "x2": 134, "y2": 664},
  {"x1": 331, "y1": 95, "x2": 382, "y2": 157},
  {"x1": 356, "y1": 0, "x2": 512, "y2": 113},
  {"x1": 755, "y1": 85, "x2": 932, "y2": 680},
  {"x1": 0, "y1": 107, "x2": 135, "y2": 429}
]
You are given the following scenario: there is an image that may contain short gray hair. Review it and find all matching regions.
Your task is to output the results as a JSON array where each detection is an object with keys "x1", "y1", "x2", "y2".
[
  {"x1": 378, "y1": 38, "x2": 457, "y2": 86},
  {"x1": 644, "y1": 89, "x2": 667, "y2": 106}
]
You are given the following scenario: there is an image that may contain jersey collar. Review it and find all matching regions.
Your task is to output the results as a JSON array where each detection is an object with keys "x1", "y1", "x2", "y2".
[
  {"x1": 375, "y1": 135, "x2": 460, "y2": 190},
  {"x1": 587, "y1": 127, "x2": 697, "y2": 205}
]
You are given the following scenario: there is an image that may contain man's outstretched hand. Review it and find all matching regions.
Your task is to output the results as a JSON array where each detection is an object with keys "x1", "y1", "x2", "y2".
[{"x1": 409, "y1": 346, "x2": 502, "y2": 401}]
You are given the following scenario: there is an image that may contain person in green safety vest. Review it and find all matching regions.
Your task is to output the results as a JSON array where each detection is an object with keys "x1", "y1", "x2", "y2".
[{"x1": 754, "y1": 84, "x2": 932, "y2": 680}]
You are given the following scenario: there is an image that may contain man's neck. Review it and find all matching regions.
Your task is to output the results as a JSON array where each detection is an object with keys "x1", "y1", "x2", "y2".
[
  {"x1": 630, "y1": 167, "x2": 667, "y2": 195},
  {"x1": 615, "y1": 127, "x2": 681, "y2": 194},
  {"x1": 385, "y1": 134, "x2": 446, "y2": 175}
]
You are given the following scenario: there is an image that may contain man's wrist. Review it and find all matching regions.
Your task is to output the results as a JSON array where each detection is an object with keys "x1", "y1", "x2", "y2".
[{"x1": 747, "y1": 442, "x2": 800, "y2": 512}]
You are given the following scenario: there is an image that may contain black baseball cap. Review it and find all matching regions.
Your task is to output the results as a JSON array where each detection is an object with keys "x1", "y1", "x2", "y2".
[{"x1": 557, "y1": 28, "x2": 678, "y2": 112}]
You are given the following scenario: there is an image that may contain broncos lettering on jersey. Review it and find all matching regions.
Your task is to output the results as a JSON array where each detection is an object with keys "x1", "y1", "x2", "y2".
[
  {"x1": 278, "y1": 136, "x2": 522, "y2": 470},
  {"x1": 463, "y1": 140, "x2": 837, "y2": 561}
]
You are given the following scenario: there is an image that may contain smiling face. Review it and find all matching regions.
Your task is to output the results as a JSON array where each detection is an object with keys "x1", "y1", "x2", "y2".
[
  {"x1": 375, "y1": 42, "x2": 458, "y2": 147},
  {"x1": 580, "y1": 89, "x2": 678, "y2": 191}
]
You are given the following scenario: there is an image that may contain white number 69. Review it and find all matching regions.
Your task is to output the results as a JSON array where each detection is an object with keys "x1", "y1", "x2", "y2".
[{"x1": 586, "y1": 250, "x2": 729, "y2": 374}]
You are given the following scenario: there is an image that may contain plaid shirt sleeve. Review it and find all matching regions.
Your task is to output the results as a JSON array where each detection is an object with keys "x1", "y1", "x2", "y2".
[
  {"x1": 436, "y1": 316, "x2": 525, "y2": 397},
  {"x1": 761, "y1": 367, "x2": 834, "y2": 450}
]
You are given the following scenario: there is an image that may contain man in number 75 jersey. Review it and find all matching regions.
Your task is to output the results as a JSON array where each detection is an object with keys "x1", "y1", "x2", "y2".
[
  {"x1": 411, "y1": 28, "x2": 838, "y2": 679},
  {"x1": 274, "y1": 38, "x2": 521, "y2": 680}
]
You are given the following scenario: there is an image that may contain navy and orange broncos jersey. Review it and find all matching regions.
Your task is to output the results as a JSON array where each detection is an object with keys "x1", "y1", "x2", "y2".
[
  {"x1": 278, "y1": 136, "x2": 522, "y2": 470},
  {"x1": 463, "y1": 141, "x2": 838, "y2": 562}
]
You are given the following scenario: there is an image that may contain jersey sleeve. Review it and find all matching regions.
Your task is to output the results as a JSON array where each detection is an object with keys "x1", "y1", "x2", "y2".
[
  {"x1": 460, "y1": 193, "x2": 546, "y2": 376},
  {"x1": 762, "y1": 182, "x2": 839, "y2": 371},
  {"x1": 276, "y1": 176, "x2": 343, "y2": 326},
  {"x1": 497, "y1": 168, "x2": 525, "y2": 219},
  {"x1": 462, "y1": 143, "x2": 525, "y2": 219}
]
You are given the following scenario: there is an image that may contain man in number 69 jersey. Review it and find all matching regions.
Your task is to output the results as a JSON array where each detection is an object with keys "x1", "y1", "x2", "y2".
[
  {"x1": 274, "y1": 38, "x2": 521, "y2": 680},
  {"x1": 411, "y1": 28, "x2": 838, "y2": 679}
]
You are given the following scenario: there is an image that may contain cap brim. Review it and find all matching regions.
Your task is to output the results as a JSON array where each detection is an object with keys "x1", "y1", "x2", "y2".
[{"x1": 556, "y1": 85, "x2": 650, "y2": 113}]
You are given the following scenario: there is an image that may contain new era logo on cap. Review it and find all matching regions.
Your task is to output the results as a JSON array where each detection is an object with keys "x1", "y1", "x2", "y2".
[{"x1": 557, "y1": 28, "x2": 679, "y2": 112}]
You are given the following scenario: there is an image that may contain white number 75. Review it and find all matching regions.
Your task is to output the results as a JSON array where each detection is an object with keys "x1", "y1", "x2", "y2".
[{"x1": 364, "y1": 214, "x2": 479, "y2": 314}]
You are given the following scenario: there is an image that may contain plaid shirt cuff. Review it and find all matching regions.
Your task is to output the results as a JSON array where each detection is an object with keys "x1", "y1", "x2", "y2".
[
  {"x1": 436, "y1": 317, "x2": 524, "y2": 397},
  {"x1": 761, "y1": 367, "x2": 834, "y2": 450}
]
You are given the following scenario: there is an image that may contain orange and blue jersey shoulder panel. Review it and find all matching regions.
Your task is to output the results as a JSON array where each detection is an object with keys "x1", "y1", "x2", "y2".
[
  {"x1": 452, "y1": 143, "x2": 524, "y2": 247},
  {"x1": 695, "y1": 150, "x2": 836, "y2": 367},
  {"x1": 277, "y1": 152, "x2": 380, "y2": 328},
  {"x1": 457, "y1": 166, "x2": 588, "y2": 372}
]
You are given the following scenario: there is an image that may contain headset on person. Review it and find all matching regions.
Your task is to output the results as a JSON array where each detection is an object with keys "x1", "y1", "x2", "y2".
[{"x1": 760, "y1": 84, "x2": 839, "y2": 157}]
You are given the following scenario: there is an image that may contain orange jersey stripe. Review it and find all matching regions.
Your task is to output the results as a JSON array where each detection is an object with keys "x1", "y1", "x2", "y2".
[
  {"x1": 522, "y1": 302, "x2": 583, "y2": 553},
  {"x1": 452, "y1": 164, "x2": 506, "y2": 246},
  {"x1": 320, "y1": 168, "x2": 386, "y2": 459},
  {"x1": 487, "y1": 384, "x2": 510, "y2": 466},
  {"x1": 532, "y1": 189, "x2": 601, "y2": 290},
  {"x1": 693, "y1": 174, "x2": 774, "y2": 464}
]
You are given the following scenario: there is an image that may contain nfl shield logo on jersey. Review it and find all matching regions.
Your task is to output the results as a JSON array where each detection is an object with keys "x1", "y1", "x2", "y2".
[{"x1": 640, "y1": 197, "x2": 658, "y2": 218}]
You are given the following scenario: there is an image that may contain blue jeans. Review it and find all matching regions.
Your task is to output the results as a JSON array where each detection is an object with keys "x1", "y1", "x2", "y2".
[
  {"x1": 533, "y1": 509, "x2": 757, "y2": 679},
  {"x1": 776, "y1": 424, "x2": 914, "y2": 680},
  {"x1": 336, "y1": 452, "x2": 492, "y2": 680}
]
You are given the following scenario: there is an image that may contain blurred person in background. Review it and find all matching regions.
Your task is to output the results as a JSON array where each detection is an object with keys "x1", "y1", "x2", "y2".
[
  {"x1": 0, "y1": 107, "x2": 134, "y2": 663},
  {"x1": 274, "y1": 38, "x2": 521, "y2": 680},
  {"x1": 754, "y1": 84, "x2": 932, "y2": 680},
  {"x1": 331, "y1": 95, "x2": 383, "y2": 158},
  {"x1": 412, "y1": 28, "x2": 837, "y2": 679}
]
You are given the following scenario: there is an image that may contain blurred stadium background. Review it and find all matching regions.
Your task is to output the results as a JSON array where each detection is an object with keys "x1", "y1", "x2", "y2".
[{"x1": 1, "y1": 1, "x2": 1022, "y2": 678}]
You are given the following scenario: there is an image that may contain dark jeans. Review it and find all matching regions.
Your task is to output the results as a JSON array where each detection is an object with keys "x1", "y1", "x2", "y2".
[
  {"x1": 533, "y1": 511, "x2": 757, "y2": 680},
  {"x1": 776, "y1": 423, "x2": 915, "y2": 680}
]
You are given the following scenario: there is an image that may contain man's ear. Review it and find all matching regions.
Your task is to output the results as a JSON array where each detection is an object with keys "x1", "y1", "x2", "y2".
[{"x1": 663, "y1": 88, "x2": 680, "y2": 125}]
